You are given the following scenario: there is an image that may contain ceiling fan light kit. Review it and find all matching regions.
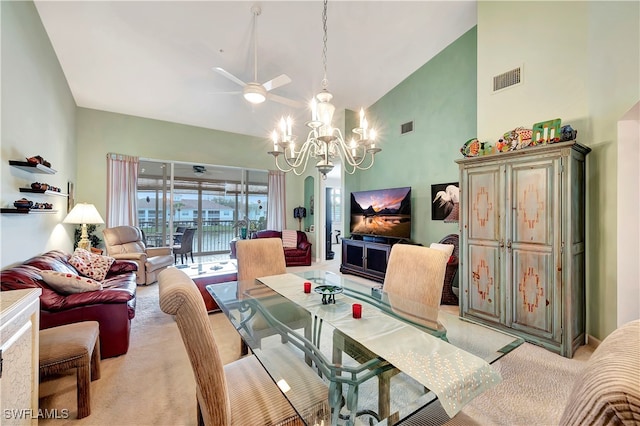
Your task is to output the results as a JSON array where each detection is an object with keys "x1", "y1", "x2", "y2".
[
  {"x1": 268, "y1": 0, "x2": 382, "y2": 178},
  {"x1": 243, "y1": 83, "x2": 266, "y2": 104}
]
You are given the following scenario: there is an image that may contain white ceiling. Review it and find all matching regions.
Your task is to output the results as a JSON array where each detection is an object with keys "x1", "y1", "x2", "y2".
[{"x1": 34, "y1": 1, "x2": 476, "y2": 139}]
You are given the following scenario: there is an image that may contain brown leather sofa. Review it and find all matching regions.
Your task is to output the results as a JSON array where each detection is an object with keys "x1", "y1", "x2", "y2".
[
  {"x1": 251, "y1": 230, "x2": 312, "y2": 266},
  {"x1": 0, "y1": 250, "x2": 137, "y2": 358}
]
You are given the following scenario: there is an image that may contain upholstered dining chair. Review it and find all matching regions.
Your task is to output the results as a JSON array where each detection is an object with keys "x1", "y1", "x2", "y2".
[
  {"x1": 235, "y1": 238, "x2": 312, "y2": 358},
  {"x1": 334, "y1": 243, "x2": 450, "y2": 420},
  {"x1": 158, "y1": 268, "x2": 329, "y2": 426},
  {"x1": 103, "y1": 225, "x2": 174, "y2": 285},
  {"x1": 172, "y1": 227, "x2": 196, "y2": 264}
]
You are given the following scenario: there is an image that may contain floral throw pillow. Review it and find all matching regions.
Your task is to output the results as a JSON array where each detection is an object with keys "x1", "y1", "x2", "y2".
[
  {"x1": 40, "y1": 270, "x2": 102, "y2": 294},
  {"x1": 68, "y1": 248, "x2": 115, "y2": 281}
]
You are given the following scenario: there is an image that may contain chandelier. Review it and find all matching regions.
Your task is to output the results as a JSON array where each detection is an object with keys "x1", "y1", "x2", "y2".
[{"x1": 268, "y1": 0, "x2": 381, "y2": 178}]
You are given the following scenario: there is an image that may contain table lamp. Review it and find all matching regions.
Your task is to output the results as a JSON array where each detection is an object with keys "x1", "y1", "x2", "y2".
[{"x1": 63, "y1": 203, "x2": 105, "y2": 250}]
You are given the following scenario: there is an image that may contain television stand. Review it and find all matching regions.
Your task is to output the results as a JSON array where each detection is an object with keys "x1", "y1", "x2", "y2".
[{"x1": 340, "y1": 235, "x2": 406, "y2": 282}]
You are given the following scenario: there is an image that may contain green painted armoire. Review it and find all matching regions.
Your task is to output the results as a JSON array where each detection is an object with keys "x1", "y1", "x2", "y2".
[{"x1": 456, "y1": 141, "x2": 590, "y2": 358}]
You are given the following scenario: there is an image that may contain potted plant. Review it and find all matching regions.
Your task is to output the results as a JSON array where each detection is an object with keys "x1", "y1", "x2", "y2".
[{"x1": 233, "y1": 217, "x2": 248, "y2": 239}]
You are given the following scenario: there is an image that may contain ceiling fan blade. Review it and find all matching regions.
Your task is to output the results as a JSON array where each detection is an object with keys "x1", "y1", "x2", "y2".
[
  {"x1": 208, "y1": 91, "x2": 242, "y2": 95},
  {"x1": 269, "y1": 94, "x2": 303, "y2": 108},
  {"x1": 263, "y1": 74, "x2": 292, "y2": 92},
  {"x1": 213, "y1": 67, "x2": 246, "y2": 87}
]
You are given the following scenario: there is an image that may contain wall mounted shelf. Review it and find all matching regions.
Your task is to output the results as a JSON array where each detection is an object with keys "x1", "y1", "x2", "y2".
[
  {"x1": 19, "y1": 188, "x2": 68, "y2": 197},
  {"x1": 8, "y1": 160, "x2": 57, "y2": 174},
  {"x1": 1, "y1": 208, "x2": 58, "y2": 214}
]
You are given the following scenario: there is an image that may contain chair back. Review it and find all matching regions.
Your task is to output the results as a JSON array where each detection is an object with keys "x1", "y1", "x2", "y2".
[
  {"x1": 173, "y1": 228, "x2": 196, "y2": 255},
  {"x1": 103, "y1": 226, "x2": 146, "y2": 256},
  {"x1": 173, "y1": 226, "x2": 186, "y2": 244},
  {"x1": 236, "y1": 238, "x2": 286, "y2": 281},
  {"x1": 383, "y1": 244, "x2": 450, "y2": 310},
  {"x1": 158, "y1": 268, "x2": 231, "y2": 425}
]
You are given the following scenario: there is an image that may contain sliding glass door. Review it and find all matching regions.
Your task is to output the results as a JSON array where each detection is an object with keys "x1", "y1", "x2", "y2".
[{"x1": 137, "y1": 160, "x2": 268, "y2": 258}]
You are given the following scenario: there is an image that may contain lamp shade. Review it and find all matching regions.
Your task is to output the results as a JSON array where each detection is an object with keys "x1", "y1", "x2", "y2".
[
  {"x1": 293, "y1": 206, "x2": 307, "y2": 219},
  {"x1": 63, "y1": 203, "x2": 104, "y2": 225}
]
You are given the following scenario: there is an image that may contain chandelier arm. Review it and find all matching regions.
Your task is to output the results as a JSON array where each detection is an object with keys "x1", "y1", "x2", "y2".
[
  {"x1": 273, "y1": 155, "x2": 294, "y2": 173},
  {"x1": 331, "y1": 129, "x2": 369, "y2": 168},
  {"x1": 281, "y1": 138, "x2": 314, "y2": 170}
]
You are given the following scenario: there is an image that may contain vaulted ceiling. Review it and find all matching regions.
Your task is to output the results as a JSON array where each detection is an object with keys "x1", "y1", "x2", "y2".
[{"x1": 34, "y1": 1, "x2": 476, "y2": 139}]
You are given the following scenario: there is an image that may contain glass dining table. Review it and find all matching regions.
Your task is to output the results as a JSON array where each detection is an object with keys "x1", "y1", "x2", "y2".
[{"x1": 207, "y1": 270, "x2": 523, "y2": 425}]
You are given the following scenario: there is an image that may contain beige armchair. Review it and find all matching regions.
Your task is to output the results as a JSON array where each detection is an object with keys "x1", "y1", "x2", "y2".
[{"x1": 103, "y1": 226, "x2": 173, "y2": 285}]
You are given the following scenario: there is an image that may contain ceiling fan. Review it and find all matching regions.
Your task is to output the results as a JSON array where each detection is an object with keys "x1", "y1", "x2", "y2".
[
  {"x1": 192, "y1": 165, "x2": 207, "y2": 176},
  {"x1": 213, "y1": 4, "x2": 301, "y2": 108}
]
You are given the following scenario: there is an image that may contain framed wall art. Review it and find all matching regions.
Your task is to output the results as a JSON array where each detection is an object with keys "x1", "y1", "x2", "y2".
[{"x1": 431, "y1": 182, "x2": 459, "y2": 220}]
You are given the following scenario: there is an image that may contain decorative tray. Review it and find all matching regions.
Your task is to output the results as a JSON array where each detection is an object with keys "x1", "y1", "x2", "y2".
[{"x1": 314, "y1": 285, "x2": 343, "y2": 304}]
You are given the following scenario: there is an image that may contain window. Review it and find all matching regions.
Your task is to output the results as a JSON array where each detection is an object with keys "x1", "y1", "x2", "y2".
[{"x1": 137, "y1": 161, "x2": 268, "y2": 256}]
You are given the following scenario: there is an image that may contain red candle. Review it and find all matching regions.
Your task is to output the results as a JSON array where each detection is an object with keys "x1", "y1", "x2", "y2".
[
  {"x1": 303, "y1": 281, "x2": 311, "y2": 293},
  {"x1": 352, "y1": 303, "x2": 362, "y2": 319}
]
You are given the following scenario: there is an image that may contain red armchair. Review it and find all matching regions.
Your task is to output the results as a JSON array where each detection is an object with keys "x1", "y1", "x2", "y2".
[{"x1": 251, "y1": 230, "x2": 312, "y2": 266}]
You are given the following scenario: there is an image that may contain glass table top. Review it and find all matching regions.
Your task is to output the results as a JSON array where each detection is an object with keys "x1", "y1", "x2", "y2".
[{"x1": 207, "y1": 270, "x2": 523, "y2": 425}]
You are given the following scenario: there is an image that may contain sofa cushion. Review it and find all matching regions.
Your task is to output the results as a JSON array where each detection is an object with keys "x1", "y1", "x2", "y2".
[
  {"x1": 69, "y1": 248, "x2": 116, "y2": 281},
  {"x1": 40, "y1": 270, "x2": 103, "y2": 294}
]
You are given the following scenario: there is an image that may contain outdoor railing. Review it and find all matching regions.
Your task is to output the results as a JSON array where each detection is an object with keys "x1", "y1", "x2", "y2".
[{"x1": 138, "y1": 219, "x2": 263, "y2": 256}]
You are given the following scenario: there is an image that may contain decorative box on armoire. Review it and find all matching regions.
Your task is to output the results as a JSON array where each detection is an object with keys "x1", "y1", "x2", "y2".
[{"x1": 456, "y1": 140, "x2": 590, "y2": 358}]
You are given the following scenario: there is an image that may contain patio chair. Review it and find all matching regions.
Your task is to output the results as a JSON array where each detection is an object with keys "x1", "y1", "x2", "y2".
[
  {"x1": 172, "y1": 227, "x2": 196, "y2": 264},
  {"x1": 173, "y1": 226, "x2": 186, "y2": 244}
]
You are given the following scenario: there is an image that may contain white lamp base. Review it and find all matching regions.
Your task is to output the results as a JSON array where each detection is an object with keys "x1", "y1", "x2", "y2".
[{"x1": 77, "y1": 224, "x2": 91, "y2": 251}]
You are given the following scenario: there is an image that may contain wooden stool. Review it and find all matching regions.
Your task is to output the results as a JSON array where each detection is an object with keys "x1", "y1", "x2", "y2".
[{"x1": 39, "y1": 321, "x2": 101, "y2": 419}]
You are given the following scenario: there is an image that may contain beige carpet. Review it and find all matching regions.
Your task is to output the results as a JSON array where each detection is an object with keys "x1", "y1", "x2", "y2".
[{"x1": 38, "y1": 263, "x2": 593, "y2": 426}]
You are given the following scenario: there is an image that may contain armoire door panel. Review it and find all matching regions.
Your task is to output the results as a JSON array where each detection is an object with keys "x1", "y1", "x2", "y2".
[
  {"x1": 511, "y1": 161, "x2": 556, "y2": 246},
  {"x1": 467, "y1": 167, "x2": 501, "y2": 242},
  {"x1": 510, "y1": 249, "x2": 557, "y2": 340},
  {"x1": 466, "y1": 243, "x2": 501, "y2": 321}
]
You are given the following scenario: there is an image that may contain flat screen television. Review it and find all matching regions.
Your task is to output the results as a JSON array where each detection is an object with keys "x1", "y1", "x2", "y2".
[{"x1": 349, "y1": 186, "x2": 411, "y2": 239}]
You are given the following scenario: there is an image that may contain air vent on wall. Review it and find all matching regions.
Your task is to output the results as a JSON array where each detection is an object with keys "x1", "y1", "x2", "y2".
[
  {"x1": 493, "y1": 66, "x2": 522, "y2": 92},
  {"x1": 400, "y1": 121, "x2": 414, "y2": 135}
]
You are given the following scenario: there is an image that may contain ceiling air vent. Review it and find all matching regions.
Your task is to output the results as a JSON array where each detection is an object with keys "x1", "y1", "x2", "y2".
[
  {"x1": 493, "y1": 66, "x2": 522, "y2": 92},
  {"x1": 400, "y1": 121, "x2": 414, "y2": 135}
]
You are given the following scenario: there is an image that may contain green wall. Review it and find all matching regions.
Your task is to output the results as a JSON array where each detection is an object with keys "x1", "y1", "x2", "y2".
[
  {"x1": 75, "y1": 108, "x2": 302, "y2": 229},
  {"x1": 345, "y1": 27, "x2": 477, "y2": 247},
  {"x1": 477, "y1": 1, "x2": 640, "y2": 340},
  {"x1": 1, "y1": 1, "x2": 77, "y2": 267}
]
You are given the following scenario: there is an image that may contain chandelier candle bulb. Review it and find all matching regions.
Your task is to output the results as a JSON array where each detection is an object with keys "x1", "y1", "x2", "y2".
[{"x1": 311, "y1": 98, "x2": 318, "y2": 121}]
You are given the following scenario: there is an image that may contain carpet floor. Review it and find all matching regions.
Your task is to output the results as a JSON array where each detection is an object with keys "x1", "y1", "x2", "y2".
[{"x1": 38, "y1": 262, "x2": 593, "y2": 426}]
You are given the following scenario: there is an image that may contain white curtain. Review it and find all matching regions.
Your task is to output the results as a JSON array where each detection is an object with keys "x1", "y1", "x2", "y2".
[
  {"x1": 106, "y1": 153, "x2": 139, "y2": 227},
  {"x1": 267, "y1": 170, "x2": 286, "y2": 231}
]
